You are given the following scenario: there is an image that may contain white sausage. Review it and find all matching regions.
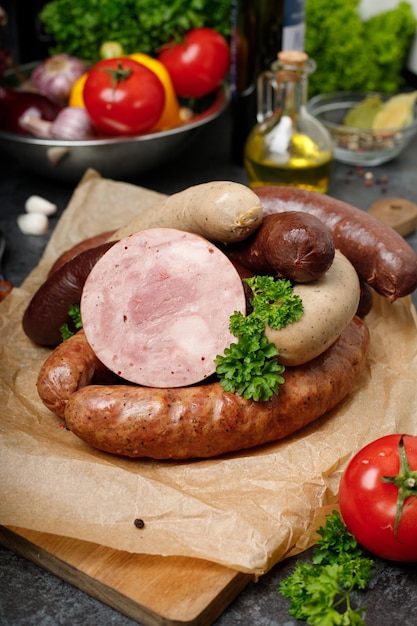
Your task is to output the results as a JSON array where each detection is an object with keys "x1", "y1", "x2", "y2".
[
  {"x1": 112, "y1": 181, "x2": 263, "y2": 243},
  {"x1": 265, "y1": 250, "x2": 360, "y2": 366}
]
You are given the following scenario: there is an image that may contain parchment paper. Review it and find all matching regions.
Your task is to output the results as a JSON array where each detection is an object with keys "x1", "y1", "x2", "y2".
[{"x1": 1, "y1": 169, "x2": 417, "y2": 576}]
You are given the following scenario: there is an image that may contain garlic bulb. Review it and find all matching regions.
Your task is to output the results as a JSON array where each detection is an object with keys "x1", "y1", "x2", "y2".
[
  {"x1": 50, "y1": 107, "x2": 95, "y2": 139},
  {"x1": 30, "y1": 54, "x2": 88, "y2": 105}
]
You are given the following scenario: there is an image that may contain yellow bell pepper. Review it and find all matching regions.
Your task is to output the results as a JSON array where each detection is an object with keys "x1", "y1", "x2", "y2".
[
  {"x1": 68, "y1": 72, "x2": 88, "y2": 107},
  {"x1": 68, "y1": 54, "x2": 182, "y2": 132},
  {"x1": 128, "y1": 52, "x2": 182, "y2": 131}
]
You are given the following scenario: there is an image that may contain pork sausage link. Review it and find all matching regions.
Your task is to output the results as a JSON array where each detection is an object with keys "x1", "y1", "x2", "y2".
[
  {"x1": 225, "y1": 212, "x2": 335, "y2": 282},
  {"x1": 63, "y1": 317, "x2": 369, "y2": 460},
  {"x1": 36, "y1": 330, "x2": 111, "y2": 418},
  {"x1": 256, "y1": 186, "x2": 417, "y2": 301},
  {"x1": 22, "y1": 241, "x2": 116, "y2": 346}
]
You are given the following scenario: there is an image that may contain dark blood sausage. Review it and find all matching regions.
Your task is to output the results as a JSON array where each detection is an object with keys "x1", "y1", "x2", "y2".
[
  {"x1": 224, "y1": 212, "x2": 335, "y2": 283},
  {"x1": 47, "y1": 230, "x2": 116, "y2": 276},
  {"x1": 228, "y1": 258, "x2": 255, "y2": 310},
  {"x1": 22, "y1": 241, "x2": 116, "y2": 347},
  {"x1": 48, "y1": 230, "x2": 115, "y2": 276},
  {"x1": 256, "y1": 186, "x2": 417, "y2": 301},
  {"x1": 58, "y1": 317, "x2": 370, "y2": 460},
  {"x1": 36, "y1": 330, "x2": 119, "y2": 418},
  {"x1": 357, "y1": 280, "x2": 374, "y2": 318}
]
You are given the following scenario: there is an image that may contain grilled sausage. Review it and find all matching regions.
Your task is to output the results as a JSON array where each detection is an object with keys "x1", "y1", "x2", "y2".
[
  {"x1": 256, "y1": 186, "x2": 417, "y2": 301},
  {"x1": 36, "y1": 317, "x2": 370, "y2": 459},
  {"x1": 36, "y1": 329, "x2": 118, "y2": 418}
]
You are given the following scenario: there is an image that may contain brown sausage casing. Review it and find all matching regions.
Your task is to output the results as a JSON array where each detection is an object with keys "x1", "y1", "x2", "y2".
[
  {"x1": 59, "y1": 317, "x2": 370, "y2": 460},
  {"x1": 47, "y1": 231, "x2": 116, "y2": 277},
  {"x1": 225, "y1": 212, "x2": 335, "y2": 282},
  {"x1": 36, "y1": 329, "x2": 116, "y2": 418},
  {"x1": 256, "y1": 186, "x2": 417, "y2": 301},
  {"x1": 22, "y1": 241, "x2": 116, "y2": 346}
]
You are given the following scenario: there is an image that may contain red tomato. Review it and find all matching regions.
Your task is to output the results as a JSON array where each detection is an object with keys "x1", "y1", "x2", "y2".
[
  {"x1": 339, "y1": 434, "x2": 417, "y2": 562},
  {"x1": 83, "y1": 57, "x2": 165, "y2": 136},
  {"x1": 158, "y1": 27, "x2": 230, "y2": 98}
]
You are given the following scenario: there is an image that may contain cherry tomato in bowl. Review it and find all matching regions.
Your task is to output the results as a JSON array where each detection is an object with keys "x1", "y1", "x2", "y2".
[
  {"x1": 339, "y1": 434, "x2": 417, "y2": 562},
  {"x1": 158, "y1": 27, "x2": 230, "y2": 98},
  {"x1": 83, "y1": 57, "x2": 165, "y2": 136}
]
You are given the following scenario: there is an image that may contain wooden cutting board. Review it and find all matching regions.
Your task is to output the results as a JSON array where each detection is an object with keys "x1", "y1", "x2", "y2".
[{"x1": 0, "y1": 525, "x2": 253, "y2": 625}]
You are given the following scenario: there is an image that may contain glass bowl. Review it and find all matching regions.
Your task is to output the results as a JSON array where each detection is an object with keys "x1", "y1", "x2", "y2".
[{"x1": 307, "y1": 91, "x2": 417, "y2": 166}]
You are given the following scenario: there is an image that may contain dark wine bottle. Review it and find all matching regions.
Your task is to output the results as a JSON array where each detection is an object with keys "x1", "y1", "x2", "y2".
[{"x1": 230, "y1": 0, "x2": 306, "y2": 164}]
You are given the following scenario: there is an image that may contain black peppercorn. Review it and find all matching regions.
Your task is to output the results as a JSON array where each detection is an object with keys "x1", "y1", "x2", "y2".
[{"x1": 134, "y1": 518, "x2": 145, "y2": 529}]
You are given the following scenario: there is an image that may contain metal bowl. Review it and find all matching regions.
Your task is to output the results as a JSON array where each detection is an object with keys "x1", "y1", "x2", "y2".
[
  {"x1": 0, "y1": 64, "x2": 230, "y2": 183},
  {"x1": 307, "y1": 91, "x2": 417, "y2": 166}
]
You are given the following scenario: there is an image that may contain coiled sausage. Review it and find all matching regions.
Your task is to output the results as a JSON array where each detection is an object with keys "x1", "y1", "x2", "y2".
[
  {"x1": 36, "y1": 329, "x2": 115, "y2": 418},
  {"x1": 36, "y1": 317, "x2": 370, "y2": 459}
]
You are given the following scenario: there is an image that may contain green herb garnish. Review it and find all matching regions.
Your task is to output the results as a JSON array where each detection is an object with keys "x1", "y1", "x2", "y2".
[
  {"x1": 59, "y1": 304, "x2": 82, "y2": 341},
  {"x1": 279, "y1": 510, "x2": 375, "y2": 626},
  {"x1": 215, "y1": 276, "x2": 303, "y2": 401},
  {"x1": 39, "y1": 0, "x2": 231, "y2": 63}
]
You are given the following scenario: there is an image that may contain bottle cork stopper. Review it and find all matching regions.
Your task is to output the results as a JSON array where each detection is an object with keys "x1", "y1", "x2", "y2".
[
  {"x1": 277, "y1": 50, "x2": 308, "y2": 69},
  {"x1": 276, "y1": 51, "x2": 308, "y2": 83}
]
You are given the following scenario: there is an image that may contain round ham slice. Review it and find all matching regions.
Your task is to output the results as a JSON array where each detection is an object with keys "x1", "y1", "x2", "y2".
[{"x1": 80, "y1": 228, "x2": 246, "y2": 388}]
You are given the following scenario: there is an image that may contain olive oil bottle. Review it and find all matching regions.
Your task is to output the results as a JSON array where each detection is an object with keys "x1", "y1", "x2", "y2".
[
  {"x1": 230, "y1": 0, "x2": 306, "y2": 164},
  {"x1": 244, "y1": 50, "x2": 333, "y2": 192}
]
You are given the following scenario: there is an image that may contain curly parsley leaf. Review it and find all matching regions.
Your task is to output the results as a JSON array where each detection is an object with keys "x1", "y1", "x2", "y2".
[
  {"x1": 245, "y1": 275, "x2": 304, "y2": 329},
  {"x1": 279, "y1": 511, "x2": 375, "y2": 626},
  {"x1": 59, "y1": 304, "x2": 82, "y2": 341},
  {"x1": 215, "y1": 276, "x2": 303, "y2": 401},
  {"x1": 215, "y1": 334, "x2": 284, "y2": 401},
  {"x1": 313, "y1": 509, "x2": 364, "y2": 565},
  {"x1": 40, "y1": 0, "x2": 231, "y2": 63}
]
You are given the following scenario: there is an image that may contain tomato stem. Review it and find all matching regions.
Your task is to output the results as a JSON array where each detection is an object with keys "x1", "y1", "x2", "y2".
[
  {"x1": 100, "y1": 62, "x2": 132, "y2": 90},
  {"x1": 381, "y1": 435, "x2": 417, "y2": 535}
]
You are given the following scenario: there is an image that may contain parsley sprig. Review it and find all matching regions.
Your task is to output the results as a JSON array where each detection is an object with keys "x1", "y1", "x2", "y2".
[
  {"x1": 215, "y1": 276, "x2": 303, "y2": 401},
  {"x1": 59, "y1": 304, "x2": 82, "y2": 341},
  {"x1": 279, "y1": 511, "x2": 375, "y2": 626},
  {"x1": 40, "y1": 0, "x2": 231, "y2": 63}
]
